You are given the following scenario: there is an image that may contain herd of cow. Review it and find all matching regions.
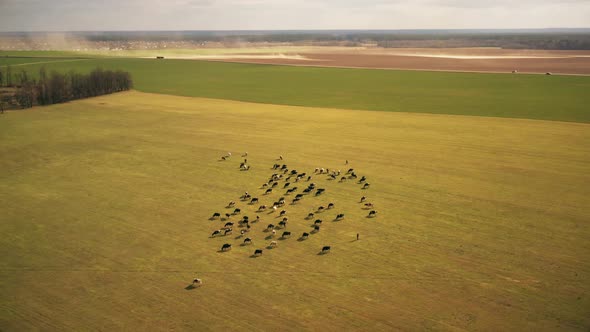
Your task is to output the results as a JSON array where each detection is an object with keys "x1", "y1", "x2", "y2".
[{"x1": 210, "y1": 154, "x2": 377, "y2": 259}]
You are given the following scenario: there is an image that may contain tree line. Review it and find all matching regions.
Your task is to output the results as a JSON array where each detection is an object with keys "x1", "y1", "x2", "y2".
[{"x1": 0, "y1": 66, "x2": 132, "y2": 109}]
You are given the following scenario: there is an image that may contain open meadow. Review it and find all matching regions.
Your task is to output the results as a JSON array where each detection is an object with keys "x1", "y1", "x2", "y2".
[
  {"x1": 2, "y1": 55, "x2": 590, "y2": 122},
  {"x1": 1, "y1": 90, "x2": 589, "y2": 331}
]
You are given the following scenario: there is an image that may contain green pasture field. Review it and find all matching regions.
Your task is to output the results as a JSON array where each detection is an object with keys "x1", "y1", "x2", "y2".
[
  {"x1": 3, "y1": 54, "x2": 589, "y2": 123},
  {"x1": 0, "y1": 57, "x2": 91, "y2": 67},
  {"x1": 1, "y1": 91, "x2": 589, "y2": 330}
]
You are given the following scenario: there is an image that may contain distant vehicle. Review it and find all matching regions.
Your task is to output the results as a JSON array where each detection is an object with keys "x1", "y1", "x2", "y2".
[{"x1": 156, "y1": 56, "x2": 164, "y2": 59}]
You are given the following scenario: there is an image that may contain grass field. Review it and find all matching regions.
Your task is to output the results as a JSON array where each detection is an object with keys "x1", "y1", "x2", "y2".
[
  {"x1": 3, "y1": 55, "x2": 590, "y2": 123},
  {"x1": 1, "y1": 91, "x2": 589, "y2": 330}
]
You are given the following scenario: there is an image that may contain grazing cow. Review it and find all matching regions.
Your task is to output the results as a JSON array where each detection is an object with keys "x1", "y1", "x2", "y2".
[
  {"x1": 335, "y1": 213, "x2": 345, "y2": 220},
  {"x1": 227, "y1": 201, "x2": 236, "y2": 208},
  {"x1": 211, "y1": 212, "x2": 221, "y2": 219},
  {"x1": 224, "y1": 222, "x2": 234, "y2": 228},
  {"x1": 255, "y1": 216, "x2": 260, "y2": 222},
  {"x1": 321, "y1": 246, "x2": 331, "y2": 253},
  {"x1": 303, "y1": 188, "x2": 312, "y2": 194},
  {"x1": 313, "y1": 225, "x2": 320, "y2": 232},
  {"x1": 211, "y1": 230, "x2": 221, "y2": 237},
  {"x1": 317, "y1": 206, "x2": 325, "y2": 212},
  {"x1": 243, "y1": 237, "x2": 252, "y2": 245},
  {"x1": 327, "y1": 202, "x2": 335, "y2": 209},
  {"x1": 221, "y1": 243, "x2": 232, "y2": 251},
  {"x1": 306, "y1": 212, "x2": 315, "y2": 219},
  {"x1": 267, "y1": 224, "x2": 275, "y2": 230},
  {"x1": 368, "y1": 210, "x2": 377, "y2": 217},
  {"x1": 362, "y1": 183, "x2": 370, "y2": 189},
  {"x1": 258, "y1": 205, "x2": 267, "y2": 211},
  {"x1": 192, "y1": 278, "x2": 202, "y2": 286},
  {"x1": 359, "y1": 176, "x2": 367, "y2": 183},
  {"x1": 283, "y1": 182, "x2": 291, "y2": 188},
  {"x1": 221, "y1": 156, "x2": 227, "y2": 161},
  {"x1": 225, "y1": 213, "x2": 231, "y2": 219},
  {"x1": 233, "y1": 208, "x2": 241, "y2": 215},
  {"x1": 301, "y1": 232, "x2": 309, "y2": 239},
  {"x1": 250, "y1": 197, "x2": 259, "y2": 204},
  {"x1": 346, "y1": 168, "x2": 354, "y2": 174},
  {"x1": 272, "y1": 182, "x2": 279, "y2": 188},
  {"x1": 340, "y1": 177, "x2": 347, "y2": 182},
  {"x1": 314, "y1": 219, "x2": 323, "y2": 225},
  {"x1": 315, "y1": 188, "x2": 325, "y2": 196},
  {"x1": 224, "y1": 228, "x2": 233, "y2": 235},
  {"x1": 279, "y1": 219, "x2": 287, "y2": 228},
  {"x1": 290, "y1": 169, "x2": 298, "y2": 175},
  {"x1": 265, "y1": 188, "x2": 273, "y2": 195},
  {"x1": 295, "y1": 194, "x2": 304, "y2": 199},
  {"x1": 307, "y1": 176, "x2": 312, "y2": 181},
  {"x1": 282, "y1": 231, "x2": 291, "y2": 238},
  {"x1": 279, "y1": 210, "x2": 287, "y2": 217},
  {"x1": 270, "y1": 240, "x2": 278, "y2": 247},
  {"x1": 262, "y1": 183, "x2": 268, "y2": 189},
  {"x1": 360, "y1": 196, "x2": 367, "y2": 203},
  {"x1": 254, "y1": 249, "x2": 263, "y2": 256},
  {"x1": 292, "y1": 197, "x2": 301, "y2": 204},
  {"x1": 364, "y1": 203, "x2": 374, "y2": 208}
]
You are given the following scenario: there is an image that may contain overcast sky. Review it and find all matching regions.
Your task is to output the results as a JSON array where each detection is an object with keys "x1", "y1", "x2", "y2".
[{"x1": 1, "y1": 0, "x2": 589, "y2": 31}]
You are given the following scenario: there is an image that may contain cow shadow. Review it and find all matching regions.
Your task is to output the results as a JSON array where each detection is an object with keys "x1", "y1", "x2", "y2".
[
  {"x1": 185, "y1": 284, "x2": 200, "y2": 290},
  {"x1": 297, "y1": 237, "x2": 308, "y2": 242},
  {"x1": 317, "y1": 251, "x2": 329, "y2": 255},
  {"x1": 264, "y1": 235, "x2": 273, "y2": 240}
]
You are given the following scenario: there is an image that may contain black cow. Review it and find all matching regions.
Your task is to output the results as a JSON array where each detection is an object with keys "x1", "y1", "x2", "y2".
[
  {"x1": 303, "y1": 188, "x2": 312, "y2": 194},
  {"x1": 281, "y1": 231, "x2": 291, "y2": 238},
  {"x1": 327, "y1": 202, "x2": 334, "y2": 209},
  {"x1": 227, "y1": 201, "x2": 236, "y2": 208},
  {"x1": 359, "y1": 176, "x2": 367, "y2": 183},
  {"x1": 346, "y1": 168, "x2": 354, "y2": 174},
  {"x1": 279, "y1": 210, "x2": 287, "y2": 216},
  {"x1": 233, "y1": 208, "x2": 241, "y2": 215},
  {"x1": 265, "y1": 188, "x2": 273, "y2": 195},
  {"x1": 224, "y1": 228, "x2": 233, "y2": 235},
  {"x1": 250, "y1": 197, "x2": 259, "y2": 204},
  {"x1": 272, "y1": 182, "x2": 279, "y2": 188},
  {"x1": 306, "y1": 212, "x2": 314, "y2": 219},
  {"x1": 211, "y1": 230, "x2": 221, "y2": 237},
  {"x1": 267, "y1": 224, "x2": 275, "y2": 230},
  {"x1": 258, "y1": 205, "x2": 267, "y2": 211},
  {"x1": 243, "y1": 237, "x2": 252, "y2": 244},
  {"x1": 254, "y1": 249, "x2": 263, "y2": 256},
  {"x1": 224, "y1": 222, "x2": 234, "y2": 228},
  {"x1": 360, "y1": 196, "x2": 367, "y2": 203},
  {"x1": 317, "y1": 206, "x2": 325, "y2": 212},
  {"x1": 335, "y1": 213, "x2": 345, "y2": 220},
  {"x1": 340, "y1": 177, "x2": 347, "y2": 182},
  {"x1": 315, "y1": 188, "x2": 325, "y2": 196},
  {"x1": 283, "y1": 182, "x2": 291, "y2": 188},
  {"x1": 321, "y1": 246, "x2": 331, "y2": 253},
  {"x1": 292, "y1": 197, "x2": 301, "y2": 204},
  {"x1": 295, "y1": 193, "x2": 304, "y2": 199},
  {"x1": 313, "y1": 225, "x2": 320, "y2": 232},
  {"x1": 225, "y1": 213, "x2": 231, "y2": 219},
  {"x1": 368, "y1": 210, "x2": 377, "y2": 217},
  {"x1": 221, "y1": 243, "x2": 232, "y2": 251},
  {"x1": 314, "y1": 219, "x2": 323, "y2": 225},
  {"x1": 211, "y1": 212, "x2": 221, "y2": 219},
  {"x1": 278, "y1": 220, "x2": 287, "y2": 228},
  {"x1": 362, "y1": 183, "x2": 370, "y2": 189},
  {"x1": 301, "y1": 232, "x2": 309, "y2": 239}
]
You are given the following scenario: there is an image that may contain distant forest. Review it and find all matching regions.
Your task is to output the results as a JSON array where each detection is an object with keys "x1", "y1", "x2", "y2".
[
  {"x1": 70, "y1": 30, "x2": 590, "y2": 50},
  {"x1": 0, "y1": 67, "x2": 132, "y2": 110}
]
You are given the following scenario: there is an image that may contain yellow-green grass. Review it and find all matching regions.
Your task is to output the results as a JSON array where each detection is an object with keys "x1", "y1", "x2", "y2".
[{"x1": 1, "y1": 91, "x2": 589, "y2": 331}]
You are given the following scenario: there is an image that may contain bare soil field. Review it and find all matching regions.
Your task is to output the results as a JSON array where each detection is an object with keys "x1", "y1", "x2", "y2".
[{"x1": 202, "y1": 48, "x2": 590, "y2": 75}]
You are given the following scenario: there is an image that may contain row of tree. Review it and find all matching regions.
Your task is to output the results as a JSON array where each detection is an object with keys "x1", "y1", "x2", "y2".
[{"x1": 0, "y1": 66, "x2": 132, "y2": 109}]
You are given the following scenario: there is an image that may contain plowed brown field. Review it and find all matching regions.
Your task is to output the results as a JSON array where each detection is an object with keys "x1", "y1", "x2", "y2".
[{"x1": 205, "y1": 48, "x2": 590, "y2": 75}]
